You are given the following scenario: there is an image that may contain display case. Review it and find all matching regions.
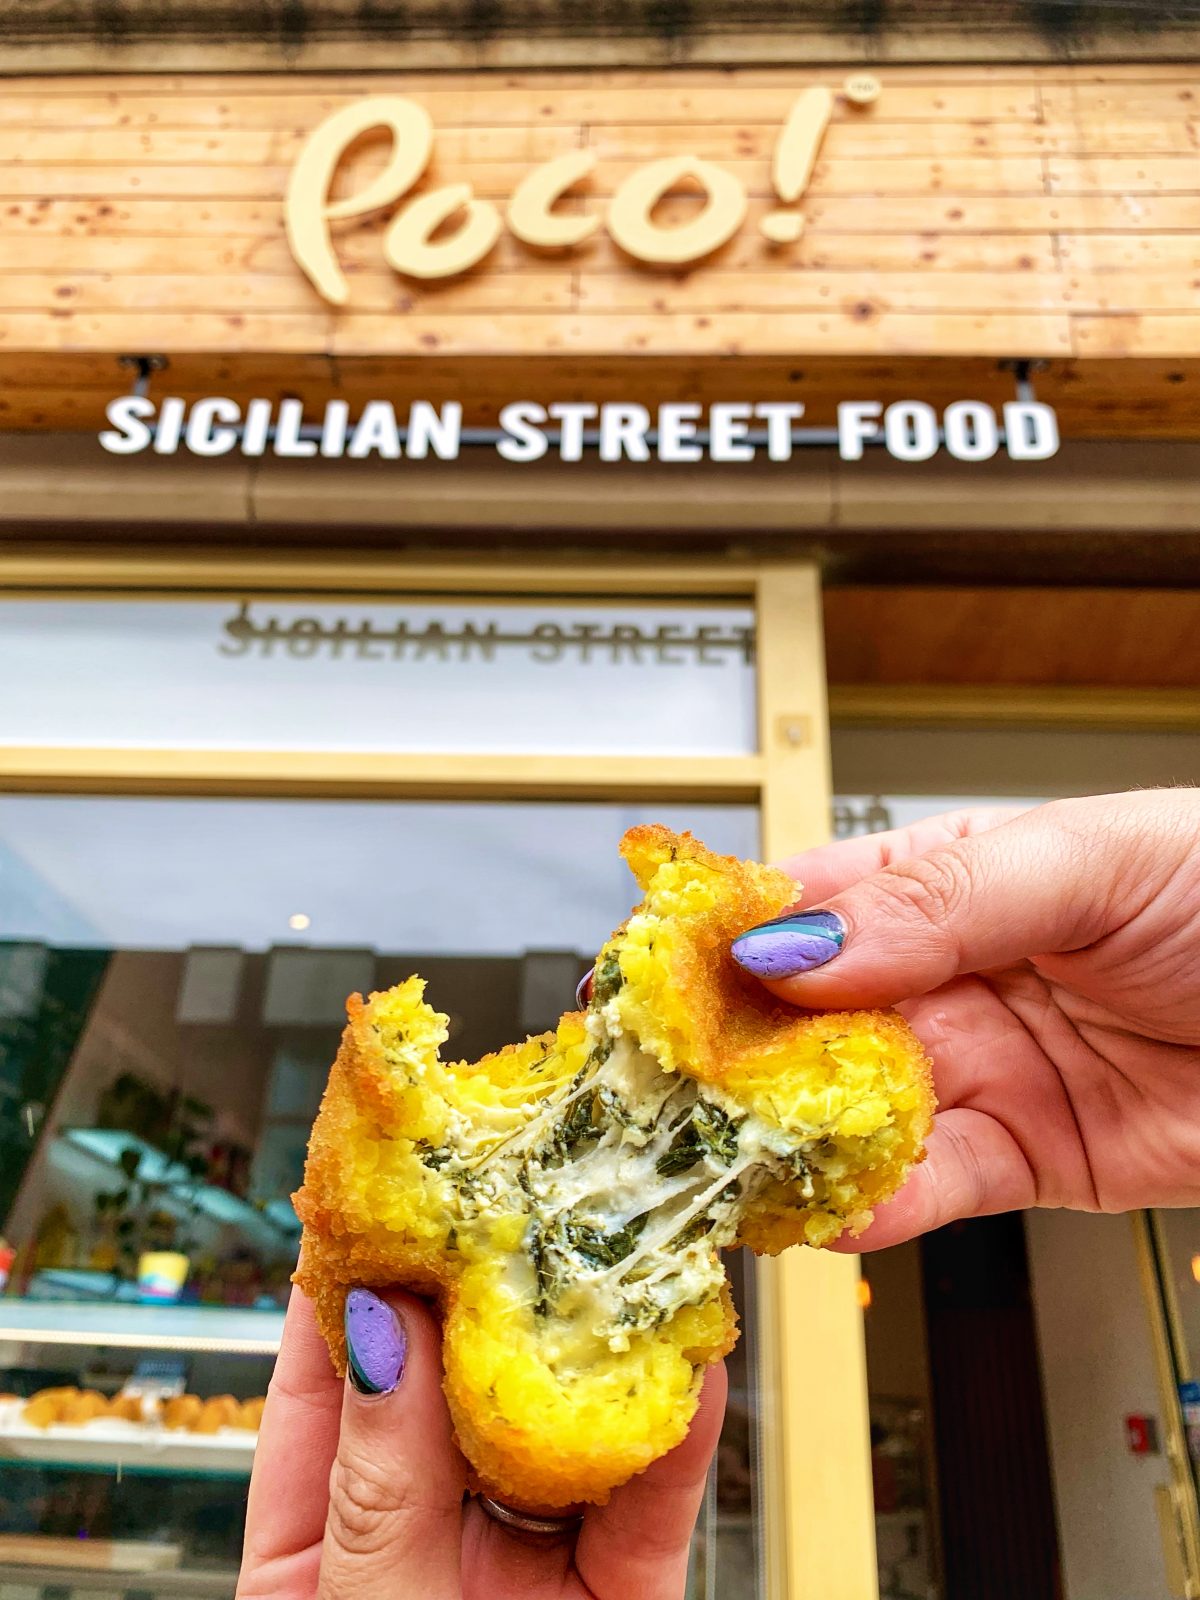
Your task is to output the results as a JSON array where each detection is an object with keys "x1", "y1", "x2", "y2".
[{"x1": 0, "y1": 1301, "x2": 281, "y2": 1598}]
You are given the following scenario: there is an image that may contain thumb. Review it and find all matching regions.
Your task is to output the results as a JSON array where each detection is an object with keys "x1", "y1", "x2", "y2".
[
  {"x1": 731, "y1": 799, "x2": 1118, "y2": 1009},
  {"x1": 318, "y1": 1288, "x2": 464, "y2": 1600}
]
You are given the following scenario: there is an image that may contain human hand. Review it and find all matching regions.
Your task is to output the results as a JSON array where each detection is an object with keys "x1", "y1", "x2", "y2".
[
  {"x1": 730, "y1": 790, "x2": 1200, "y2": 1247},
  {"x1": 236, "y1": 1288, "x2": 725, "y2": 1600}
]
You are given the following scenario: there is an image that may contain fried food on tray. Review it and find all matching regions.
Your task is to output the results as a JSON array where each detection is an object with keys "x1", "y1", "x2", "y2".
[
  {"x1": 294, "y1": 826, "x2": 934, "y2": 1509},
  {"x1": 22, "y1": 1393, "x2": 66, "y2": 1429},
  {"x1": 16, "y1": 1386, "x2": 265, "y2": 1435},
  {"x1": 22, "y1": 1387, "x2": 115, "y2": 1428},
  {"x1": 62, "y1": 1392, "x2": 110, "y2": 1426},
  {"x1": 106, "y1": 1394, "x2": 145, "y2": 1423},
  {"x1": 162, "y1": 1394, "x2": 204, "y2": 1431},
  {"x1": 235, "y1": 1396, "x2": 267, "y2": 1431},
  {"x1": 191, "y1": 1395, "x2": 240, "y2": 1435}
]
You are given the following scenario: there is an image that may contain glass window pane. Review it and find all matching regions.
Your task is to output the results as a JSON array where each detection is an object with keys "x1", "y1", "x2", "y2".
[
  {"x1": 0, "y1": 793, "x2": 765, "y2": 1598},
  {"x1": 0, "y1": 596, "x2": 758, "y2": 757}
]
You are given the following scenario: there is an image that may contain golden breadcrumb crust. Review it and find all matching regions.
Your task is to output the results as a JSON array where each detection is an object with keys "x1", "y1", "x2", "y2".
[
  {"x1": 294, "y1": 827, "x2": 933, "y2": 1509},
  {"x1": 610, "y1": 826, "x2": 933, "y2": 1252}
]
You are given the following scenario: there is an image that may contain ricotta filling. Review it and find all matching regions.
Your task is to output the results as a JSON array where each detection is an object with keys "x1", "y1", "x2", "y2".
[{"x1": 429, "y1": 1006, "x2": 819, "y2": 1352}]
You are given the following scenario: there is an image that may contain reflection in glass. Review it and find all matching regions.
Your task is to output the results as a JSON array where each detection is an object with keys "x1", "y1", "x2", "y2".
[
  {"x1": 0, "y1": 794, "x2": 764, "y2": 1597},
  {"x1": 0, "y1": 596, "x2": 758, "y2": 759}
]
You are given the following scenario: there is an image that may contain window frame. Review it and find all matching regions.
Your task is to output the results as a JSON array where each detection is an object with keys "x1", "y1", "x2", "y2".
[{"x1": 0, "y1": 548, "x2": 869, "y2": 1600}]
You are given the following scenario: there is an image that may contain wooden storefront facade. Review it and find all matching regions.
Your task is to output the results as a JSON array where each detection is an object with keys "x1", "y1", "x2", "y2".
[
  {"x1": 2, "y1": 39, "x2": 1200, "y2": 1600},
  {"x1": 1, "y1": 63, "x2": 1200, "y2": 437}
]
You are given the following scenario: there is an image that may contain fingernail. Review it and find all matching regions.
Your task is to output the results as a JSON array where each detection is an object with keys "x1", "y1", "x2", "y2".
[
  {"x1": 730, "y1": 908, "x2": 846, "y2": 979},
  {"x1": 575, "y1": 967, "x2": 594, "y2": 1008},
  {"x1": 345, "y1": 1288, "x2": 407, "y2": 1396}
]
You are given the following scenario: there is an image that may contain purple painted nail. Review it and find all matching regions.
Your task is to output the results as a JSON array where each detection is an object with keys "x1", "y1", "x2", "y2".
[
  {"x1": 730, "y1": 908, "x2": 846, "y2": 980},
  {"x1": 345, "y1": 1288, "x2": 407, "y2": 1396},
  {"x1": 575, "y1": 967, "x2": 594, "y2": 1008}
]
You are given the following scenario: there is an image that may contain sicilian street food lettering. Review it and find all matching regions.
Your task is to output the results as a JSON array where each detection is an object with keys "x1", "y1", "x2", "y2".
[
  {"x1": 216, "y1": 603, "x2": 757, "y2": 666},
  {"x1": 284, "y1": 86, "x2": 841, "y2": 304},
  {"x1": 99, "y1": 393, "x2": 1060, "y2": 463}
]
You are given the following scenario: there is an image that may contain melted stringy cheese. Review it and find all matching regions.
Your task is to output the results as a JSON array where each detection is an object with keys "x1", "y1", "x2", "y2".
[{"x1": 436, "y1": 1021, "x2": 820, "y2": 1356}]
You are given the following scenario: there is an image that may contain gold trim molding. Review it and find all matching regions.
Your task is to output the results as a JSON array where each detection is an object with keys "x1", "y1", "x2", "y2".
[{"x1": 829, "y1": 684, "x2": 1200, "y2": 731}]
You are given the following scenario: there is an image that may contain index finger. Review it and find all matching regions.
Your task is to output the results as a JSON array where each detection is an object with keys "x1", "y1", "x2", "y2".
[
  {"x1": 240, "y1": 1288, "x2": 342, "y2": 1586},
  {"x1": 778, "y1": 805, "x2": 1030, "y2": 904}
]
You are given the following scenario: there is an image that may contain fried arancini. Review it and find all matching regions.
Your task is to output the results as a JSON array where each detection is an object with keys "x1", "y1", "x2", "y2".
[
  {"x1": 235, "y1": 1396, "x2": 266, "y2": 1432},
  {"x1": 106, "y1": 1394, "x2": 145, "y2": 1423},
  {"x1": 161, "y1": 1394, "x2": 204, "y2": 1431},
  {"x1": 294, "y1": 827, "x2": 933, "y2": 1509},
  {"x1": 191, "y1": 1395, "x2": 240, "y2": 1435}
]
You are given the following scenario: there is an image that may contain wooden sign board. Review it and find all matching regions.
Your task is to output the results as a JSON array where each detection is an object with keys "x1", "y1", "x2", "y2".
[{"x1": 0, "y1": 65, "x2": 1198, "y2": 437}]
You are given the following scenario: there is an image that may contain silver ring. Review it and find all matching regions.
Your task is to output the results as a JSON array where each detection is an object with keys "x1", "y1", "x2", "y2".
[{"x1": 478, "y1": 1495, "x2": 582, "y2": 1536}]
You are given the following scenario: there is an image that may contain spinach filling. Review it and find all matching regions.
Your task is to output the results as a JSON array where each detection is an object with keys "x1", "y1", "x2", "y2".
[
  {"x1": 424, "y1": 941, "x2": 827, "y2": 1347},
  {"x1": 512, "y1": 1044, "x2": 767, "y2": 1342},
  {"x1": 654, "y1": 1100, "x2": 742, "y2": 1177}
]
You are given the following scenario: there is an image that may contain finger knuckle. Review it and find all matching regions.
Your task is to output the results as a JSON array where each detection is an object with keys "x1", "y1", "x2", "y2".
[
  {"x1": 873, "y1": 850, "x2": 970, "y2": 934},
  {"x1": 326, "y1": 1444, "x2": 418, "y2": 1557},
  {"x1": 935, "y1": 1119, "x2": 989, "y2": 1223}
]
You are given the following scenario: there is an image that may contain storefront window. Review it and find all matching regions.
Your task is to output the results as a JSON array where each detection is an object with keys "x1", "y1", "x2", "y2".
[
  {"x1": 0, "y1": 794, "x2": 766, "y2": 1597},
  {"x1": 0, "y1": 596, "x2": 758, "y2": 759}
]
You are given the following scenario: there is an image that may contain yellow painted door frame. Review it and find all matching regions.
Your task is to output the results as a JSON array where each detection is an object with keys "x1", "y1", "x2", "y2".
[
  {"x1": 0, "y1": 548, "x2": 876, "y2": 1600},
  {"x1": 754, "y1": 563, "x2": 877, "y2": 1600},
  {"x1": 1134, "y1": 1212, "x2": 1200, "y2": 1598}
]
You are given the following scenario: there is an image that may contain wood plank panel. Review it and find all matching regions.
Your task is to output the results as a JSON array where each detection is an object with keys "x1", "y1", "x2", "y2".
[
  {"x1": 1062, "y1": 274, "x2": 1200, "y2": 313},
  {"x1": 822, "y1": 588, "x2": 1200, "y2": 690},
  {"x1": 0, "y1": 308, "x2": 1076, "y2": 357},
  {"x1": 803, "y1": 196, "x2": 1200, "y2": 231},
  {"x1": 0, "y1": 267, "x2": 1088, "y2": 316},
  {"x1": 4, "y1": 121, "x2": 1197, "y2": 163},
  {"x1": 0, "y1": 82, "x2": 1043, "y2": 127},
  {"x1": 586, "y1": 121, "x2": 1200, "y2": 159},
  {"x1": 1059, "y1": 233, "x2": 1200, "y2": 271},
  {"x1": 579, "y1": 270, "x2": 1180, "y2": 316},
  {"x1": 14, "y1": 190, "x2": 1191, "y2": 240},
  {"x1": 1073, "y1": 315, "x2": 1200, "y2": 356},
  {"x1": 0, "y1": 349, "x2": 1046, "y2": 396},
  {"x1": 0, "y1": 155, "x2": 1051, "y2": 200},
  {"x1": 1041, "y1": 83, "x2": 1200, "y2": 120},
  {"x1": 1047, "y1": 157, "x2": 1200, "y2": 195},
  {"x1": 0, "y1": 125, "x2": 580, "y2": 165},
  {"x1": 0, "y1": 387, "x2": 131, "y2": 428},
  {"x1": 6, "y1": 120, "x2": 1193, "y2": 165},
  {"x1": 5, "y1": 23, "x2": 1200, "y2": 75},
  {"x1": 4, "y1": 115, "x2": 1196, "y2": 162},
  {"x1": 0, "y1": 271, "x2": 575, "y2": 313},
  {"x1": 0, "y1": 66, "x2": 1198, "y2": 386},
  {"x1": 577, "y1": 271, "x2": 1072, "y2": 313},
  {"x1": 0, "y1": 227, "x2": 1062, "y2": 275}
]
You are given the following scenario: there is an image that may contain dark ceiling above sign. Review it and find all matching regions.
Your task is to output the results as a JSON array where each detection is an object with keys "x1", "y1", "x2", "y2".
[{"x1": 2, "y1": 0, "x2": 1199, "y2": 68}]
